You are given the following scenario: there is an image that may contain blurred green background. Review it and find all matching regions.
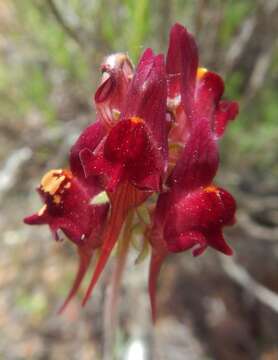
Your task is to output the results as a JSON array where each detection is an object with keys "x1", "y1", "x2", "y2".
[{"x1": 0, "y1": 1, "x2": 278, "y2": 359}]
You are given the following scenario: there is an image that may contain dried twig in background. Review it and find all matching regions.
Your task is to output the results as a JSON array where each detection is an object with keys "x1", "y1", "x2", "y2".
[
  {"x1": 46, "y1": 0, "x2": 84, "y2": 48},
  {"x1": 221, "y1": 257, "x2": 278, "y2": 313}
]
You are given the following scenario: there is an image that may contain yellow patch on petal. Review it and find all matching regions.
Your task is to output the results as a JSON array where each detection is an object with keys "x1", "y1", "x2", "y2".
[
  {"x1": 53, "y1": 194, "x2": 62, "y2": 204},
  {"x1": 112, "y1": 109, "x2": 121, "y2": 121},
  {"x1": 197, "y1": 67, "x2": 208, "y2": 80},
  {"x1": 204, "y1": 185, "x2": 219, "y2": 194},
  {"x1": 130, "y1": 116, "x2": 144, "y2": 125},
  {"x1": 40, "y1": 169, "x2": 72, "y2": 196}
]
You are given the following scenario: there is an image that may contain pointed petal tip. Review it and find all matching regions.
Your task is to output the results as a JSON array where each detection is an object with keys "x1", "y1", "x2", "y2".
[
  {"x1": 154, "y1": 53, "x2": 165, "y2": 64},
  {"x1": 23, "y1": 213, "x2": 45, "y2": 225},
  {"x1": 57, "y1": 300, "x2": 71, "y2": 315},
  {"x1": 166, "y1": 22, "x2": 198, "y2": 111},
  {"x1": 81, "y1": 247, "x2": 112, "y2": 305},
  {"x1": 170, "y1": 23, "x2": 188, "y2": 35},
  {"x1": 23, "y1": 215, "x2": 33, "y2": 224},
  {"x1": 230, "y1": 101, "x2": 239, "y2": 119},
  {"x1": 58, "y1": 251, "x2": 91, "y2": 314},
  {"x1": 209, "y1": 231, "x2": 234, "y2": 256},
  {"x1": 168, "y1": 23, "x2": 196, "y2": 48},
  {"x1": 218, "y1": 245, "x2": 233, "y2": 256},
  {"x1": 223, "y1": 246, "x2": 233, "y2": 256},
  {"x1": 148, "y1": 251, "x2": 167, "y2": 324},
  {"x1": 82, "y1": 210, "x2": 125, "y2": 305},
  {"x1": 141, "y1": 47, "x2": 155, "y2": 59},
  {"x1": 198, "y1": 70, "x2": 225, "y2": 103}
]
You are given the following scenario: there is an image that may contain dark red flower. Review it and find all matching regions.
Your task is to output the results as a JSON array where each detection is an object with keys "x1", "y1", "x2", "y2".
[
  {"x1": 24, "y1": 168, "x2": 109, "y2": 312},
  {"x1": 156, "y1": 24, "x2": 238, "y2": 252},
  {"x1": 24, "y1": 23, "x2": 239, "y2": 321},
  {"x1": 148, "y1": 23, "x2": 238, "y2": 321},
  {"x1": 164, "y1": 186, "x2": 236, "y2": 255},
  {"x1": 80, "y1": 48, "x2": 167, "y2": 193},
  {"x1": 79, "y1": 49, "x2": 168, "y2": 305},
  {"x1": 166, "y1": 24, "x2": 238, "y2": 145}
]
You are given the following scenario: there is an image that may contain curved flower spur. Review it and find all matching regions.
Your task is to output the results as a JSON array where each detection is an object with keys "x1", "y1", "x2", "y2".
[{"x1": 24, "y1": 23, "x2": 239, "y2": 321}]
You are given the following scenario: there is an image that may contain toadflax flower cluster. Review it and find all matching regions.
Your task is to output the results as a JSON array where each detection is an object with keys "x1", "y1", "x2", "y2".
[{"x1": 24, "y1": 23, "x2": 239, "y2": 319}]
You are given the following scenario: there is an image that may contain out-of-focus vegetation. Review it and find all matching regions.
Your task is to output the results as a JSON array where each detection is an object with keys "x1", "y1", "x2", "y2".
[{"x1": 1, "y1": 1, "x2": 278, "y2": 359}]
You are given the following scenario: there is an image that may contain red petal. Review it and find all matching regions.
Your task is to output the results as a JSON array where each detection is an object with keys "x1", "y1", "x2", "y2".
[
  {"x1": 70, "y1": 120, "x2": 106, "y2": 192},
  {"x1": 169, "y1": 187, "x2": 235, "y2": 232},
  {"x1": 82, "y1": 185, "x2": 129, "y2": 305},
  {"x1": 95, "y1": 75, "x2": 115, "y2": 103},
  {"x1": 80, "y1": 147, "x2": 124, "y2": 192},
  {"x1": 148, "y1": 250, "x2": 167, "y2": 322},
  {"x1": 95, "y1": 53, "x2": 134, "y2": 127},
  {"x1": 123, "y1": 50, "x2": 168, "y2": 165},
  {"x1": 148, "y1": 193, "x2": 169, "y2": 322},
  {"x1": 207, "y1": 230, "x2": 233, "y2": 255},
  {"x1": 195, "y1": 71, "x2": 239, "y2": 139},
  {"x1": 162, "y1": 186, "x2": 236, "y2": 255},
  {"x1": 24, "y1": 212, "x2": 48, "y2": 225},
  {"x1": 50, "y1": 177, "x2": 105, "y2": 244},
  {"x1": 83, "y1": 49, "x2": 168, "y2": 193},
  {"x1": 105, "y1": 118, "x2": 164, "y2": 191},
  {"x1": 104, "y1": 119, "x2": 148, "y2": 162},
  {"x1": 166, "y1": 230, "x2": 207, "y2": 254},
  {"x1": 82, "y1": 118, "x2": 165, "y2": 192},
  {"x1": 195, "y1": 71, "x2": 224, "y2": 122},
  {"x1": 213, "y1": 100, "x2": 239, "y2": 138},
  {"x1": 58, "y1": 249, "x2": 92, "y2": 314},
  {"x1": 137, "y1": 47, "x2": 155, "y2": 64},
  {"x1": 168, "y1": 122, "x2": 219, "y2": 192},
  {"x1": 82, "y1": 182, "x2": 148, "y2": 306},
  {"x1": 25, "y1": 171, "x2": 109, "y2": 246},
  {"x1": 196, "y1": 71, "x2": 224, "y2": 102},
  {"x1": 82, "y1": 215, "x2": 125, "y2": 306},
  {"x1": 57, "y1": 202, "x2": 108, "y2": 313},
  {"x1": 166, "y1": 23, "x2": 198, "y2": 117}
]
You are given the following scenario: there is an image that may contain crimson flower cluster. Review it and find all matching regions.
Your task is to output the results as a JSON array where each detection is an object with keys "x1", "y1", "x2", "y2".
[{"x1": 24, "y1": 23, "x2": 239, "y2": 319}]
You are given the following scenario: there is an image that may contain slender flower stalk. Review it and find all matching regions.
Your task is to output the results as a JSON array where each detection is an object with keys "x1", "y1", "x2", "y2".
[
  {"x1": 103, "y1": 210, "x2": 134, "y2": 360},
  {"x1": 82, "y1": 183, "x2": 134, "y2": 305},
  {"x1": 24, "y1": 23, "x2": 239, "y2": 323}
]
